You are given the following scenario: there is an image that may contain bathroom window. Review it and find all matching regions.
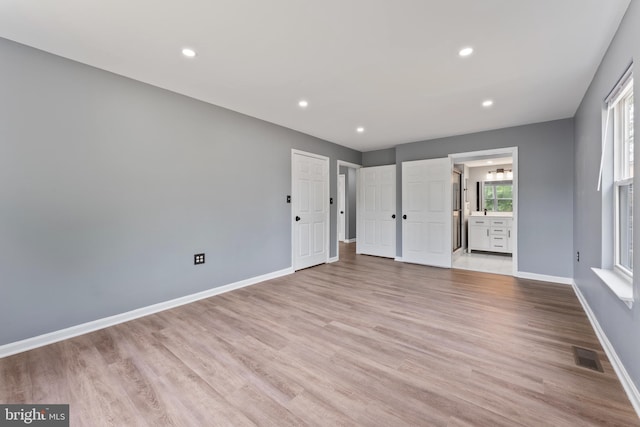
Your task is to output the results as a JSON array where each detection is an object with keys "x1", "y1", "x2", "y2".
[{"x1": 483, "y1": 181, "x2": 513, "y2": 212}]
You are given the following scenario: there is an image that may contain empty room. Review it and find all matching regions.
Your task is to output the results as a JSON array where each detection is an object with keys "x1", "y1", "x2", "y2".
[{"x1": 1, "y1": 0, "x2": 639, "y2": 425}]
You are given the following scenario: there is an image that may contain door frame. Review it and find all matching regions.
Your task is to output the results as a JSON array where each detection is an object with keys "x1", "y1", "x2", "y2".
[
  {"x1": 338, "y1": 174, "x2": 346, "y2": 242},
  {"x1": 335, "y1": 160, "x2": 362, "y2": 260},
  {"x1": 452, "y1": 168, "x2": 463, "y2": 252},
  {"x1": 291, "y1": 149, "x2": 330, "y2": 270},
  {"x1": 449, "y1": 146, "x2": 519, "y2": 276}
]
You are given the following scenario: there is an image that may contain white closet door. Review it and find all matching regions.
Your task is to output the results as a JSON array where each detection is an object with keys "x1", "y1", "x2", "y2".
[
  {"x1": 357, "y1": 165, "x2": 396, "y2": 258},
  {"x1": 401, "y1": 158, "x2": 451, "y2": 268}
]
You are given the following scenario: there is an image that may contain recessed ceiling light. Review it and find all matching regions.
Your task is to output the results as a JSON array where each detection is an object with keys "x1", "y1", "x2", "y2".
[
  {"x1": 182, "y1": 48, "x2": 197, "y2": 58},
  {"x1": 459, "y1": 47, "x2": 473, "y2": 57},
  {"x1": 482, "y1": 99, "x2": 494, "y2": 107},
  {"x1": 356, "y1": 127, "x2": 365, "y2": 133},
  {"x1": 298, "y1": 100, "x2": 308, "y2": 108}
]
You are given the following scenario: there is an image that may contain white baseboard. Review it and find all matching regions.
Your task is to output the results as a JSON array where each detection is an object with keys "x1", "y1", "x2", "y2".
[
  {"x1": 515, "y1": 271, "x2": 573, "y2": 285},
  {"x1": 344, "y1": 238, "x2": 356, "y2": 243},
  {"x1": 571, "y1": 281, "x2": 640, "y2": 417},
  {"x1": 328, "y1": 256, "x2": 339, "y2": 263},
  {"x1": 0, "y1": 266, "x2": 294, "y2": 359},
  {"x1": 394, "y1": 257, "x2": 404, "y2": 262}
]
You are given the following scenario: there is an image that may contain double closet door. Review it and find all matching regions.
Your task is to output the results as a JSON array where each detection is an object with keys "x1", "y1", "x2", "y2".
[{"x1": 355, "y1": 158, "x2": 452, "y2": 269}]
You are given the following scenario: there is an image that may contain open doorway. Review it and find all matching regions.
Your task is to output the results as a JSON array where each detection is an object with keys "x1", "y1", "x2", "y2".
[
  {"x1": 336, "y1": 160, "x2": 361, "y2": 260},
  {"x1": 452, "y1": 168, "x2": 463, "y2": 253},
  {"x1": 450, "y1": 148, "x2": 518, "y2": 276}
]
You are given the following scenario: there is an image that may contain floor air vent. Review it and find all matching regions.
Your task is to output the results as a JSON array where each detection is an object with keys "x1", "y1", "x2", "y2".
[{"x1": 572, "y1": 346, "x2": 604, "y2": 372}]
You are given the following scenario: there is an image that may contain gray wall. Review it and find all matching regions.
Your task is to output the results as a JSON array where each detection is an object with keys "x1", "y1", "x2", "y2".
[
  {"x1": 0, "y1": 38, "x2": 361, "y2": 345},
  {"x1": 339, "y1": 166, "x2": 357, "y2": 240},
  {"x1": 362, "y1": 148, "x2": 395, "y2": 167},
  {"x1": 364, "y1": 119, "x2": 574, "y2": 278},
  {"x1": 574, "y1": 2, "x2": 640, "y2": 391}
]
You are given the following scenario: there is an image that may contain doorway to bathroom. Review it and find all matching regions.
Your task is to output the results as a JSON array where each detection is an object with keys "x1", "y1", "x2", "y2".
[{"x1": 450, "y1": 148, "x2": 518, "y2": 276}]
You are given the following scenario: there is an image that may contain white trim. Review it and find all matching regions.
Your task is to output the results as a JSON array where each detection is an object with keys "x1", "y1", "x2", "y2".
[
  {"x1": 449, "y1": 147, "x2": 519, "y2": 161},
  {"x1": 0, "y1": 267, "x2": 294, "y2": 359},
  {"x1": 328, "y1": 256, "x2": 339, "y2": 263},
  {"x1": 292, "y1": 149, "x2": 329, "y2": 160},
  {"x1": 604, "y1": 64, "x2": 633, "y2": 106},
  {"x1": 337, "y1": 160, "x2": 362, "y2": 169},
  {"x1": 344, "y1": 238, "x2": 357, "y2": 243},
  {"x1": 394, "y1": 257, "x2": 404, "y2": 262},
  {"x1": 592, "y1": 267, "x2": 634, "y2": 308},
  {"x1": 572, "y1": 281, "x2": 640, "y2": 417},
  {"x1": 613, "y1": 85, "x2": 634, "y2": 271},
  {"x1": 515, "y1": 271, "x2": 573, "y2": 285}
]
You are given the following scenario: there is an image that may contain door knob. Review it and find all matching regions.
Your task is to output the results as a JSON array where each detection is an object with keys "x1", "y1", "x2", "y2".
[
  {"x1": 295, "y1": 216, "x2": 301, "y2": 221},
  {"x1": 340, "y1": 211, "x2": 344, "y2": 214},
  {"x1": 392, "y1": 214, "x2": 396, "y2": 219},
  {"x1": 402, "y1": 214, "x2": 407, "y2": 219}
]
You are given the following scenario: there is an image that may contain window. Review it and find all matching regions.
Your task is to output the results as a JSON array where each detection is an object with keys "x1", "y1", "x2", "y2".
[
  {"x1": 613, "y1": 76, "x2": 634, "y2": 276},
  {"x1": 483, "y1": 181, "x2": 513, "y2": 212},
  {"x1": 594, "y1": 66, "x2": 634, "y2": 306}
]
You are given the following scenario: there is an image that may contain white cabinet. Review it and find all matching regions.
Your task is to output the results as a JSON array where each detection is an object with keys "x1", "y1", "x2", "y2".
[
  {"x1": 488, "y1": 218, "x2": 510, "y2": 253},
  {"x1": 468, "y1": 217, "x2": 512, "y2": 254},
  {"x1": 468, "y1": 218, "x2": 491, "y2": 251}
]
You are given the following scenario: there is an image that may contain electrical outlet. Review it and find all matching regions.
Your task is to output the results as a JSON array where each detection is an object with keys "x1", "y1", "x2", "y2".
[
  {"x1": 194, "y1": 253, "x2": 205, "y2": 265},
  {"x1": 576, "y1": 251, "x2": 580, "y2": 262}
]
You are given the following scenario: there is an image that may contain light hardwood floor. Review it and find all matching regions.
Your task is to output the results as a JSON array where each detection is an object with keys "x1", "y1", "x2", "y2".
[{"x1": 1, "y1": 243, "x2": 638, "y2": 426}]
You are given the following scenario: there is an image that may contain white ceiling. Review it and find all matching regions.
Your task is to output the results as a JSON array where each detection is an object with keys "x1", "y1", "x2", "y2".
[{"x1": 0, "y1": 0, "x2": 630, "y2": 152}]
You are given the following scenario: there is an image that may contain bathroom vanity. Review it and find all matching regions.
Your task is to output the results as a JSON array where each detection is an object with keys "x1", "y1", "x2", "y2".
[{"x1": 468, "y1": 213, "x2": 512, "y2": 254}]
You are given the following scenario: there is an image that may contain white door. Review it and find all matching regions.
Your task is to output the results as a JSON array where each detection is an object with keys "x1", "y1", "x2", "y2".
[
  {"x1": 357, "y1": 165, "x2": 396, "y2": 258},
  {"x1": 338, "y1": 174, "x2": 346, "y2": 242},
  {"x1": 401, "y1": 158, "x2": 452, "y2": 267},
  {"x1": 292, "y1": 151, "x2": 329, "y2": 270}
]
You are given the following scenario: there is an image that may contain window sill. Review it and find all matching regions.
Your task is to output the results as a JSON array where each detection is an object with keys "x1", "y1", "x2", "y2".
[{"x1": 592, "y1": 268, "x2": 634, "y2": 309}]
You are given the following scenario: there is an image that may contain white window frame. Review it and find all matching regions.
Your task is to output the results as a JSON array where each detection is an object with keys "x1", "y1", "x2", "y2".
[
  {"x1": 482, "y1": 180, "x2": 514, "y2": 212},
  {"x1": 612, "y1": 78, "x2": 633, "y2": 279},
  {"x1": 593, "y1": 66, "x2": 634, "y2": 308},
  {"x1": 614, "y1": 178, "x2": 633, "y2": 277}
]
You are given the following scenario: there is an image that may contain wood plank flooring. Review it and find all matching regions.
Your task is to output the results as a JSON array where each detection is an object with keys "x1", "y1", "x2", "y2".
[{"x1": 1, "y1": 243, "x2": 638, "y2": 426}]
